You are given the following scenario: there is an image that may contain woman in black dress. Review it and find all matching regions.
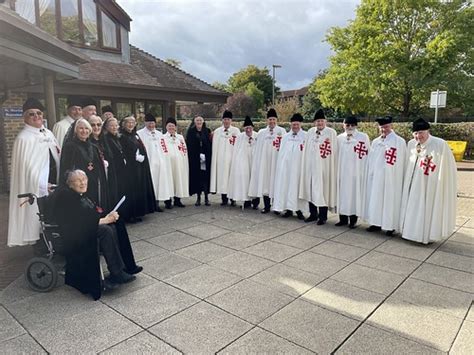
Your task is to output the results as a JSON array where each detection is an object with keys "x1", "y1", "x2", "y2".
[
  {"x1": 119, "y1": 116, "x2": 156, "y2": 222},
  {"x1": 186, "y1": 116, "x2": 212, "y2": 206}
]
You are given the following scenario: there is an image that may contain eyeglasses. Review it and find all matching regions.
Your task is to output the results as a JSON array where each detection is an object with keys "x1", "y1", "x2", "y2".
[
  {"x1": 90, "y1": 123, "x2": 102, "y2": 127},
  {"x1": 27, "y1": 111, "x2": 43, "y2": 117}
]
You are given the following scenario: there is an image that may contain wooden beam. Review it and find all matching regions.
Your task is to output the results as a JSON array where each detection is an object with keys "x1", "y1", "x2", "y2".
[{"x1": 43, "y1": 70, "x2": 57, "y2": 126}]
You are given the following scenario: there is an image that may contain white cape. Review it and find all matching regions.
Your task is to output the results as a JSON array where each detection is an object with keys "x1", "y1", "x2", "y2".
[
  {"x1": 210, "y1": 126, "x2": 240, "y2": 194},
  {"x1": 363, "y1": 131, "x2": 406, "y2": 231},
  {"x1": 272, "y1": 129, "x2": 308, "y2": 213},
  {"x1": 52, "y1": 116, "x2": 74, "y2": 147},
  {"x1": 299, "y1": 126, "x2": 338, "y2": 209},
  {"x1": 336, "y1": 130, "x2": 370, "y2": 216},
  {"x1": 137, "y1": 128, "x2": 174, "y2": 201},
  {"x1": 399, "y1": 136, "x2": 457, "y2": 244},
  {"x1": 228, "y1": 131, "x2": 257, "y2": 202},
  {"x1": 164, "y1": 132, "x2": 189, "y2": 198},
  {"x1": 8, "y1": 125, "x2": 60, "y2": 247},
  {"x1": 248, "y1": 125, "x2": 286, "y2": 199}
]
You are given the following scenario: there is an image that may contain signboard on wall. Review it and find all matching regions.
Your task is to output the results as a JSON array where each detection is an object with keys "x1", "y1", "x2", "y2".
[{"x1": 3, "y1": 107, "x2": 23, "y2": 118}]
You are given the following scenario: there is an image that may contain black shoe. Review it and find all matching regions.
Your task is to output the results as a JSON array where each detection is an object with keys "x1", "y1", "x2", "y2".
[
  {"x1": 156, "y1": 205, "x2": 164, "y2": 212},
  {"x1": 348, "y1": 223, "x2": 357, "y2": 229},
  {"x1": 110, "y1": 271, "x2": 136, "y2": 284},
  {"x1": 282, "y1": 210, "x2": 293, "y2": 218},
  {"x1": 230, "y1": 200, "x2": 236, "y2": 207},
  {"x1": 335, "y1": 221, "x2": 347, "y2": 227},
  {"x1": 304, "y1": 214, "x2": 318, "y2": 223},
  {"x1": 103, "y1": 277, "x2": 119, "y2": 291},
  {"x1": 273, "y1": 211, "x2": 281, "y2": 216},
  {"x1": 386, "y1": 230, "x2": 395, "y2": 237},
  {"x1": 296, "y1": 211, "x2": 305, "y2": 220},
  {"x1": 366, "y1": 225, "x2": 382, "y2": 232},
  {"x1": 261, "y1": 208, "x2": 270, "y2": 214},
  {"x1": 164, "y1": 200, "x2": 173, "y2": 209},
  {"x1": 126, "y1": 265, "x2": 143, "y2": 275},
  {"x1": 195, "y1": 200, "x2": 201, "y2": 206},
  {"x1": 175, "y1": 201, "x2": 185, "y2": 208},
  {"x1": 205, "y1": 200, "x2": 210, "y2": 206},
  {"x1": 317, "y1": 219, "x2": 326, "y2": 225},
  {"x1": 243, "y1": 201, "x2": 252, "y2": 208},
  {"x1": 220, "y1": 199, "x2": 228, "y2": 206}
]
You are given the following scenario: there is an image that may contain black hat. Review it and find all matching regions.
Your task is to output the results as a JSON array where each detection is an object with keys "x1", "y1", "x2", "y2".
[
  {"x1": 344, "y1": 116, "x2": 358, "y2": 126},
  {"x1": 22, "y1": 98, "x2": 44, "y2": 112},
  {"x1": 101, "y1": 105, "x2": 114, "y2": 115},
  {"x1": 144, "y1": 113, "x2": 156, "y2": 122},
  {"x1": 67, "y1": 96, "x2": 82, "y2": 108},
  {"x1": 290, "y1": 113, "x2": 304, "y2": 122},
  {"x1": 412, "y1": 118, "x2": 430, "y2": 132},
  {"x1": 267, "y1": 108, "x2": 278, "y2": 118},
  {"x1": 243, "y1": 115, "x2": 254, "y2": 127},
  {"x1": 81, "y1": 97, "x2": 97, "y2": 108},
  {"x1": 313, "y1": 108, "x2": 325, "y2": 120},
  {"x1": 222, "y1": 110, "x2": 233, "y2": 119},
  {"x1": 375, "y1": 116, "x2": 393, "y2": 125},
  {"x1": 166, "y1": 117, "x2": 177, "y2": 126}
]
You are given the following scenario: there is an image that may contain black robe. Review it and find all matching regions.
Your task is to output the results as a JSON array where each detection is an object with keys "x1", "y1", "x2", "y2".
[
  {"x1": 186, "y1": 125, "x2": 212, "y2": 195},
  {"x1": 119, "y1": 130, "x2": 156, "y2": 218},
  {"x1": 102, "y1": 132, "x2": 128, "y2": 211},
  {"x1": 60, "y1": 137, "x2": 110, "y2": 209}
]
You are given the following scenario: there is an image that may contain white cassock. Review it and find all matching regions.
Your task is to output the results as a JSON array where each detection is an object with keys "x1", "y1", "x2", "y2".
[
  {"x1": 228, "y1": 131, "x2": 257, "y2": 202},
  {"x1": 248, "y1": 125, "x2": 286, "y2": 199},
  {"x1": 8, "y1": 124, "x2": 60, "y2": 247},
  {"x1": 336, "y1": 130, "x2": 370, "y2": 216},
  {"x1": 164, "y1": 132, "x2": 189, "y2": 198},
  {"x1": 210, "y1": 126, "x2": 240, "y2": 194},
  {"x1": 272, "y1": 130, "x2": 308, "y2": 213},
  {"x1": 52, "y1": 115, "x2": 74, "y2": 147},
  {"x1": 299, "y1": 126, "x2": 338, "y2": 209},
  {"x1": 137, "y1": 128, "x2": 174, "y2": 201},
  {"x1": 363, "y1": 131, "x2": 406, "y2": 231},
  {"x1": 399, "y1": 136, "x2": 457, "y2": 244}
]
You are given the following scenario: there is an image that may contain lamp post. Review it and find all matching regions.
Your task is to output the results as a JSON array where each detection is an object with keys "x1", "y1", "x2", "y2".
[{"x1": 272, "y1": 64, "x2": 282, "y2": 106}]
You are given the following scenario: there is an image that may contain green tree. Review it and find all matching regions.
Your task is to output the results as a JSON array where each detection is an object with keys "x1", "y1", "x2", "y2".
[
  {"x1": 228, "y1": 65, "x2": 278, "y2": 105},
  {"x1": 317, "y1": 0, "x2": 473, "y2": 119},
  {"x1": 165, "y1": 58, "x2": 181, "y2": 68},
  {"x1": 244, "y1": 82, "x2": 265, "y2": 115},
  {"x1": 212, "y1": 81, "x2": 229, "y2": 92}
]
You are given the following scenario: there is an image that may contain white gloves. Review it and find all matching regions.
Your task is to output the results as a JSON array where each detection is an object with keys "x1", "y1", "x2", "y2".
[
  {"x1": 199, "y1": 153, "x2": 206, "y2": 163},
  {"x1": 136, "y1": 149, "x2": 145, "y2": 163}
]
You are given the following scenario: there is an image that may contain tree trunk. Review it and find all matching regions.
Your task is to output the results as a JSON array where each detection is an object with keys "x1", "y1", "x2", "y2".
[{"x1": 401, "y1": 88, "x2": 412, "y2": 119}]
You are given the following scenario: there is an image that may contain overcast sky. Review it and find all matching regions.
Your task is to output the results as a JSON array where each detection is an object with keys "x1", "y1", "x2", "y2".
[{"x1": 119, "y1": 0, "x2": 360, "y2": 90}]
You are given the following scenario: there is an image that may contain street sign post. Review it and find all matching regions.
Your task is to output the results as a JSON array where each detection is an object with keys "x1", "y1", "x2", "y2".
[{"x1": 430, "y1": 90, "x2": 447, "y2": 123}]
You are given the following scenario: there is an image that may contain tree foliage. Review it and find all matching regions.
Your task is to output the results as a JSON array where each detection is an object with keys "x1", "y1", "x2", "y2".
[
  {"x1": 228, "y1": 65, "x2": 278, "y2": 105},
  {"x1": 165, "y1": 58, "x2": 182, "y2": 68},
  {"x1": 224, "y1": 92, "x2": 258, "y2": 118},
  {"x1": 317, "y1": 0, "x2": 474, "y2": 119}
]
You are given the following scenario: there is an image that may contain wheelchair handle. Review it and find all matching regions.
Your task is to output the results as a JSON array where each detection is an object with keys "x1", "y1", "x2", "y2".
[{"x1": 18, "y1": 193, "x2": 34, "y2": 199}]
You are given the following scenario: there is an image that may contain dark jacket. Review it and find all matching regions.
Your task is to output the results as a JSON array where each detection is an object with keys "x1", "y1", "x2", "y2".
[{"x1": 186, "y1": 125, "x2": 212, "y2": 195}]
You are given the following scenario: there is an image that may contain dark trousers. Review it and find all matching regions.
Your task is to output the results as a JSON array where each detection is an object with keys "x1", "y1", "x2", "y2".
[
  {"x1": 97, "y1": 225, "x2": 124, "y2": 276},
  {"x1": 308, "y1": 203, "x2": 328, "y2": 221},
  {"x1": 338, "y1": 214, "x2": 358, "y2": 225},
  {"x1": 263, "y1": 196, "x2": 271, "y2": 211}
]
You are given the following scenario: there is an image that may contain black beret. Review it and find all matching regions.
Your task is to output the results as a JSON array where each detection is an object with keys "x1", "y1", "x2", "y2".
[
  {"x1": 375, "y1": 116, "x2": 393, "y2": 125},
  {"x1": 412, "y1": 118, "x2": 430, "y2": 132},
  {"x1": 344, "y1": 116, "x2": 358, "y2": 125},
  {"x1": 243, "y1": 115, "x2": 254, "y2": 127},
  {"x1": 267, "y1": 108, "x2": 278, "y2": 118},
  {"x1": 313, "y1": 108, "x2": 325, "y2": 120},
  {"x1": 290, "y1": 113, "x2": 304, "y2": 122},
  {"x1": 23, "y1": 98, "x2": 45, "y2": 112},
  {"x1": 81, "y1": 97, "x2": 97, "y2": 108},
  {"x1": 67, "y1": 96, "x2": 82, "y2": 108},
  {"x1": 222, "y1": 110, "x2": 233, "y2": 119},
  {"x1": 144, "y1": 113, "x2": 156, "y2": 122},
  {"x1": 166, "y1": 117, "x2": 177, "y2": 126},
  {"x1": 101, "y1": 105, "x2": 114, "y2": 115}
]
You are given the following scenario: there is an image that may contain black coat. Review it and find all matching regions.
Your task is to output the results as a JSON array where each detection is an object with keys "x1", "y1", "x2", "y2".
[
  {"x1": 102, "y1": 133, "x2": 128, "y2": 210},
  {"x1": 119, "y1": 130, "x2": 156, "y2": 218},
  {"x1": 186, "y1": 126, "x2": 212, "y2": 195}
]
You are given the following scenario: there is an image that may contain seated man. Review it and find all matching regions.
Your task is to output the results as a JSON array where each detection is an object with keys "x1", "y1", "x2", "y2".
[{"x1": 54, "y1": 169, "x2": 137, "y2": 300}]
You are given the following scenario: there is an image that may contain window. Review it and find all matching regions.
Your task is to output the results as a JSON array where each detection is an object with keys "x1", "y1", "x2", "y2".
[
  {"x1": 15, "y1": 0, "x2": 35, "y2": 24},
  {"x1": 82, "y1": 0, "x2": 98, "y2": 47},
  {"x1": 101, "y1": 11, "x2": 117, "y2": 48},
  {"x1": 60, "y1": 0, "x2": 80, "y2": 43},
  {"x1": 38, "y1": 0, "x2": 56, "y2": 36},
  {"x1": 116, "y1": 103, "x2": 132, "y2": 119}
]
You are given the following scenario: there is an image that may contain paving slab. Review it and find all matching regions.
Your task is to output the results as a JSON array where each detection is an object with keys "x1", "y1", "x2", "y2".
[
  {"x1": 219, "y1": 327, "x2": 313, "y2": 354},
  {"x1": 331, "y1": 263, "x2": 405, "y2": 296},
  {"x1": 374, "y1": 237, "x2": 437, "y2": 261},
  {"x1": 355, "y1": 250, "x2": 422, "y2": 276},
  {"x1": 297, "y1": 223, "x2": 345, "y2": 239},
  {"x1": 102, "y1": 331, "x2": 181, "y2": 354},
  {"x1": 243, "y1": 240, "x2": 301, "y2": 262},
  {"x1": 389, "y1": 278, "x2": 472, "y2": 320},
  {"x1": 130, "y1": 240, "x2": 168, "y2": 261},
  {"x1": 331, "y1": 231, "x2": 388, "y2": 249},
  {"x1": 467, "y1": 306, "x2": 474, "y2": 322},
  {"x1": 411, "y1": 263, "x2": 474, "y2": 293},
  {"x1": 271, "y1": 231, "x2": 326, "y2": 250},
  {"x1": 249, "y1": 263, "x2": 325, "y2": 298},
  {"x1": 336, "y1": 324, "x2": 444, "y2": 355},
  {"x1": 0, "y1": 334, "x2": 46, "y2": 354},
  {"x1": 301, "y1": 278, "x2": 385, "y2": 321},
  {"x1": 425, "y1": 250, "x2": 473, "y2": 273},
  {"x1": 207, "y1": 279, "x2": 293, "y2": 324},
  {"x1": 141, "y1": 252, "x2": 202, "y2": 280},
  {"x1": 309, "y1": 240, "x2": 369, "y2": 262},
  {"x1": 449, "y1": 230, "x2": 474, "y2": 245},
  {"x1": 101, "y1": 273, "x2": 159, "y2": 301},
  {"x1": 451, "y1": 320, "x2": 474, "y2": 354},
  {"x1": 127, "y1": 221, "x2": 171, "y2": 239},
  {"x1": 260, "y1": 299, "x2": 360, "y2": 354},
  {"x1": 211, "y1": 232, "x2": 263, "y2": 250},
  {"x1": 149, "y1": 301, "x2": 252, "y2": 354},
  {"x1": 103, "y1": 281, "x2": 199, "y2": 328},
  {"x1": 180, "y1": 224, "x2": 230, "y2": 240},
  {"x1": 210, "y1": 251, "x2": 275, "y2": 278},
  {"x1": 0, "y1": 275, "x2": 45, "y2": 306},
  {"x1": 147, "y1": 231, "x2": 202, "y2": 251},
  {"x1": 367, "y1": 299, "x2": 463, "y2": 351},
  {"x1": 283, "y1": 251, "x2": 349, "y2": 277},
  {"x1": 237, "y1": 223, "x2": 287, "y2": 240},
  {"x1": 166, "y1": 265, "x2": 242, "y2": 299},
  {"x1": 0, "y1": 306, "x2": 25, "y2": 342},
  {"x1": 175, "y1": 241, "x2": 235, "y2": 263},
  {"x1": 438, "y1": 240, "x2": 474, "y2": 258}
]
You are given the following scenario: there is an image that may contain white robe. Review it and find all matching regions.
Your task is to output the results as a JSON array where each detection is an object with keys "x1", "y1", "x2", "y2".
[
  {"x1": 210, "y1": 125, "x2": 240, "y2": 194},
  {"x1": 137, "y1": 128, "x2": 174, "y2": 201},
  {"x1": 336, "y1": 130, "x2": 370, "y2": 216},
  {"x1": 299, "y1": 126, "x2": 338, "y2": 209},
  {"x1": 52, "y1": 115, "x2": 74, "y2": 147},
  {"x1": 248, "y1": 125, "x2": 286, "y2": 199},
  {"x1": 399, "y1": 136, "x2": 457, "y2": 244},
  {"x1": 8, "y1": 124, "x2": 60, "y2": 247},
  {"x1": 272, "y1": 129, "x2": 308, "y2": 213},
  {"x1": 164, "y1": 132, "x2": 189, "y2": 198},
  {"x1": 363, "y1": 131, "x2": 406, "y2": 231},
  {"x1": 228, "y1": 131, "x2": 257, "y2": 202}
]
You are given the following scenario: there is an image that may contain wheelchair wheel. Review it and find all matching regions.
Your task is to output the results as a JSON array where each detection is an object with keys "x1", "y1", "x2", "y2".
[{"x1": 25, "y1": 257, "x2": 58, "y2": 292}]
